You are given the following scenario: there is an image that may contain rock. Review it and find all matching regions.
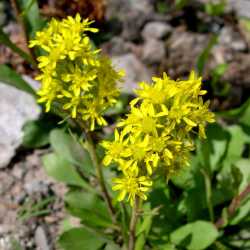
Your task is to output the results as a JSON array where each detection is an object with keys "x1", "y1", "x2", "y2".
[
  {"x1": 142, "y1": 21, "x2": 172, "y2": 41},
  {"x1": 12, "y1": 163, "x2": 26, "y2": 179},
  {"x1": 101, "y1": 36, "x2": 132, "y2": 56},
  {"x1": 0, "y1": 172, "x2": 14, "y2": 194},
  {"x1": 112, "y1": 53, "x2": 152, "y2": 93},
  {"x1": 0, "y1": 83, "x2": 40, "y2": 168},
  {"x1": 35, "y1": 226, "x2": 50, "y2": 250},
  {"x1": 106, "y1": 0, "x2": 154, "y2": 41},
  {"x1": 24, "y1": 180, "x2": 49, "y2": 195},
  {"x1": 106, "y1": 0, "x2": 153, "y2": 20},
  {"x1": 142, "y1": 39, "x2": 165, "y2": 64},
  {"x1": 121, "y1": 11, "x2": 148, "y2": 41},
  {"x1": 161, "y1": 29, "x2": 207, "y2": 78},
  {"x1": 228, "y1": 0, "x2": 250, "y2": 18},
  {"x1": 219, "y1": 26, "x2": 247, "y2": 52}
]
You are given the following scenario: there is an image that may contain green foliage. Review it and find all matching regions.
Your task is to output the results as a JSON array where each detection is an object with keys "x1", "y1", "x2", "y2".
[
  {"x1": 18, "y1": 196, "x2": 55, "y2": 221},
  {"x1": 170, "y1": 221, "x2": 219, "y2": 250},
  {"x1": 58, "y1": 227, "x2": 107, "y2": 250},
  {"x1": 22, "y1": 114, "x2": 58, "y2": 148},
  {"x1": 64, "y1": 190, "x2": 113, "y2": 229},
  {"x1": 17, "y1": 0, "x2": 45, "y2": 39},
  {"x1": 0, "y1": 64, "x2": 36, "y2": 95},
  {"x1": 175, "y1": 0, "x2": 189, "y2": 10},
  {"x1": 156, "y1": 1, "x2": 169, "y2": 14},
  {"x1": 5, "y1": 5, "x2": 248, "y2": 249},
  {"x1": 211, "y1": 64, "x2": 230, "y2": 97},
  {"x1": 49, "y1": 129, "x2": 94, "y2": 175},
  {"x1": 205, "y1": 0, "x2": 226, "y2": 16},
  {"x1": 42, "y1": 152, "x2": 91, "y2": 189},
  {"x1": 196, "y1": 34, "x2": 218, "y2": 75}
]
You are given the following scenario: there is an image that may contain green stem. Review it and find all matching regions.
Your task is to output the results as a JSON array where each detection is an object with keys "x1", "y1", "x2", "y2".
[
  {"x1": 128, "y1": 197, "x2": 139, "y2": 250},
  {"x1": 84, "y1": 130, "x2": 117, "y2": 224},
  {"x1": 201, "y1": 169, "x2": 214, "y2": 222}
]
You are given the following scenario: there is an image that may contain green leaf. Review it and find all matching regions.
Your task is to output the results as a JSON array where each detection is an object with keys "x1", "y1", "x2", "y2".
[
  {"x1": 64, "y1": 190, "x2": 112, "y2": 228},
  {"x1": 220, "y1": 125, "x2": 250, "y2": 173},
  {"x1": 196, "y1": 123, "x2": 230, "y2": 172},
  {"x1": 0, "y1": 28, "x2": 35, "y2": 66},
  {"x1": 205, "y1": 0, "x2": 226, "y2": 16},
  {"x1": 0, "y1": 64, "x2": 36, "y2": 96},
  {"x1": 171, "y1": 155, "x2": 199, "y2": 189},
  {"x1": 175, "y1": 0, "x2": 188, "y2": 10},
  {"x1": 17, "y1": 0, "x2": 45, "y2": 38},
  {"x1": 135, "y1": 234, "x2": 146, "y2": 250},
  {"x1": 196, "y1": 34, "x2": 218, "y2": 75},
  {"x1": 104, "y1": 243, "x2": 121, "y2": 250},
  {"x1": 234, "y1": 159, "x2": 250, "y2": 192},
  {"x1": 230, "y1": 198, "x2": 250, "y2": 225},
  {"x1": 170, "y1": 221, "x2": 219, "y2": 250},
  {"x1": 22, "y1": 116, "x2": 57, "y2": 148},
  {"x1": 58, "y1": 227, "x2": 106, "y2": 250},
  {"x1": 217, "y1": 98, "x2": 250, "y2": 127},
  {"x1": 50, "y1": 129, "x2": 93, "y2": 175},
  {"x1": 42, "y1": 153, "x2": 87, "y2": 188}
]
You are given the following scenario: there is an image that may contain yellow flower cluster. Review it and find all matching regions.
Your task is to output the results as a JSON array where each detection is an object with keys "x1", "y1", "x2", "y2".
[
  {"x1": 29, "y1": 14, "x2": 123, "y2": 130},
  {"x1": 102, "y1": 72, "x2": 215, "y2": 205}
]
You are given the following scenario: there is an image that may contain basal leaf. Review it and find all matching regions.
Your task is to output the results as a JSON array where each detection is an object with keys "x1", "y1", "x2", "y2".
[
  {"x1": 170, "y1": 221, "x2": 219, "y2": 250},
  {"x1": 0, "y1": 64, "x2": 35, "y2": 96},
  {"x1": 58, "y1": 227, "x2": 106, "y2": 250},
  {"x1": 42, "y1": 153, "x2": 88, "y2": 188},
  {"x1": 50, "y1": 129, "x2": 94, "y2": 175}
]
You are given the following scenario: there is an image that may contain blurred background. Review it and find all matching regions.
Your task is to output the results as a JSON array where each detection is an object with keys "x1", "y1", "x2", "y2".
[{"x1": 0, "y1": 0, "x2": 250, "y2": 249}]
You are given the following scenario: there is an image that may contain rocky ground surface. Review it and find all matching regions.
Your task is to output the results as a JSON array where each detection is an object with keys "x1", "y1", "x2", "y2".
[{"x1": 1, "y1": 0, "x2": 250, "y2": 249}]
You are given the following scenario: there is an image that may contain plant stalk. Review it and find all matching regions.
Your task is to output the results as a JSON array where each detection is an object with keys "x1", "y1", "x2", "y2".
[
  {"x1": 84, "y1": 130, "x2": 117, "y2": 224},
  {"x1": 128, "y1": 197, "x2": 139, "y2": 250}
]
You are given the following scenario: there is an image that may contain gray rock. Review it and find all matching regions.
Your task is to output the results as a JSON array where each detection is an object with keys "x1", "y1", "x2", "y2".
[
  {"x1": 142, "y1": 39, "x2": 165, "y2": 64},
  {"x1": 112, "y1": 53, "x2": 152, "y2": 93},
  {"x1": 0, "y1": 83, "x2": 40, "y2": 168},
  {"x1": 0, "y1": 172, "x2": 14, "y2": 194},
  {"x1": 101, "y1": 36, "x2": 131, "y2": 56},
  {"x1": 106, "y1": 0, "x2": 153, "y2": 20},
  {"x1": 228, "y1": 0, "x2": 250, "y2": 18},
  {"x1": 35, "y1": 226, "x2": 50, "y2": 250},
  {"x1": 219, "y1": 26, "x2": 247, "y2": 51},
  {"x1": 142, "y1": 21, "x2": 172, "y2": 40},
  {"x1": 24, "y1": 180, "x2": 49, "y2": 195},
  {"x1": 106, "y1": 0, "x2": 154, "y2": 41}
]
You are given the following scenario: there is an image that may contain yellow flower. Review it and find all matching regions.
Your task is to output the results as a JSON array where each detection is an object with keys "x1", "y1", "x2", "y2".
[
  {"x1": 112, "y1": 169, "x2": 152, "y2": 206},
  {"x1": 102, "y1": 71, "x2": 214, "y2": 205},
  {"x1": 118, "y1": 102, "x2": 166, "y2": 136},
  {"x1": 101, "y1": 129, "x2": 130, "y2": 166},
  {"x1": 30, "y1": 14, "x2": 123, "y2": 131}
]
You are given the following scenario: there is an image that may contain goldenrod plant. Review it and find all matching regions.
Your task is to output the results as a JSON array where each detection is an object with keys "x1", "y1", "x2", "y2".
[{"x1": 23, "y1": 14, "x2": 250, "y2": 250}]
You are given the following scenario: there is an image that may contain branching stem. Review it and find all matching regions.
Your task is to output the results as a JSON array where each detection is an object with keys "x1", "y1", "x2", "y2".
[
  {"x1": 128, "y1": 197, "x2": 139, "y2": 250},
  {"x1": 84, "y1": 130, "x2": 117, "y2": 224}
]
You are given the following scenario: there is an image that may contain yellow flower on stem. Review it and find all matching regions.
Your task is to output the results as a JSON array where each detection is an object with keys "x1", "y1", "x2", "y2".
[{"x1": 112, "y1": 169, "x2": 152, "y2": 206}]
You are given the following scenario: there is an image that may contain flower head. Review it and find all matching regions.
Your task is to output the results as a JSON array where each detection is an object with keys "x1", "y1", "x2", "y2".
[
  {"x1": 102, "y1": 71, "x2": 215, "y2": 205},
  {"x1": 30, "y1": 14, "x2": 123, "y2": 130}
]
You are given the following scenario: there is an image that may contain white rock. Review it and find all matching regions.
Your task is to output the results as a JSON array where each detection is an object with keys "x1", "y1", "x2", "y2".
[
  {"x1": 142, "y1": 39, "x2": 165, "y2": 64},
  {"x1": 228, "y1": 0, "x2": 250, "y2": 18},
  {"x1": 142, "y1": 21, "x2": 172, "y2": 40},
  {"x1": 112, "y1": 53, "x2": 152, "y2": 93},
  {"x1": 0, "y1": 83, "x2": 40, "y2": 168},
  {"x1": 219, "y1": 26, "x2": 247, "y2": 51},
  {"x1": 35, "y1": 226, "x2": 50, "y2": 250}
]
